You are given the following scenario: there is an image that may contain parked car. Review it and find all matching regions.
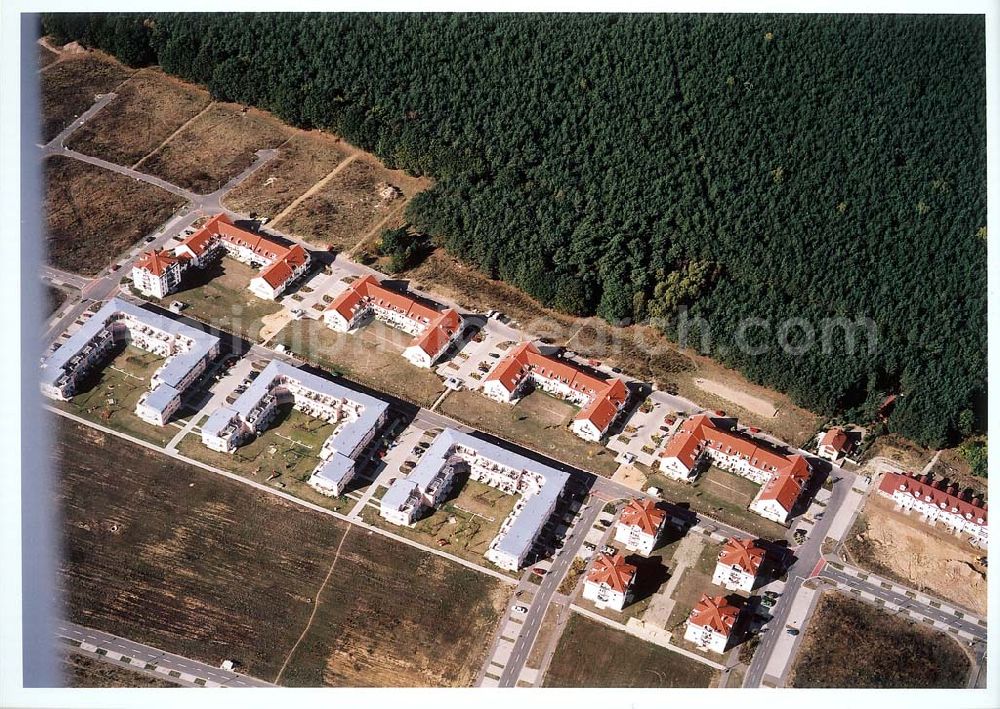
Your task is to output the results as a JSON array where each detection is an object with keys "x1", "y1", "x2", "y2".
[
  {"x1": 513, "y1": 605, "x2": 529, "y2": 614},
  {"x1": 785, "y1": 626, "x2": 799, "y2": 636},
  {"x1": 532, "y1": 567, "x2": 547, "y2": 576}
]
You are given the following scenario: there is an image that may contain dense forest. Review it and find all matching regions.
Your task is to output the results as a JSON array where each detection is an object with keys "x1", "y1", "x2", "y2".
[{"x1": 41, "y1": 13, "x2": 986, "y2": 447}]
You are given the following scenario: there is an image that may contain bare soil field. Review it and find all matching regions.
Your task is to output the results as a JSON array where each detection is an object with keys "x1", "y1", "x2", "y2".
[
  {"x1": 223, "y1": 133, "x2": 353, "y2": 218},
  {"x1": 60, "y1": 651, "x2": 178, "y2": 688},
  {"x1": 543, "y1": 614, "x2": 718, "y2": 687},
  {"x1": 44, "y1": 155, "x2": 185, "y2": 275},
  {"x1": 56, "y1": 417, "x2": 506, "y2": 686},
  {"x1": 277, "y1": 317, "x2": 445, "y2": 408},
  {"x1": 438, "y1": 389, "x2": 620, "y2": 477},
  {"x1": 860, "y1": 433, "x2": 935, "y2": 471},
  {"x1": 934, "y1": 447, "x2": 985, "y2": 499},
  {"x1": 275, "y1": 526, "x2": 508, "y2": 687},
  {"x1": 790, "y1": 592, "x2": 970, "y2": 688},
  {"x1": 277, "y1": 157, "x2": 428, "y2": 252},
  {"x1": 139, "y1": 102, "x2": 289, "y2": 194},
  {"x1": 405, "y1": 250, "x2": 820, "y2": 446},
  {"x1": 67, "y1": 68, "x2": 212, "y2": 166},
  {"x1": 844, "y1": 496, "x2": 986, "y2": 615},
  {"x1": 693, "y1": 377, "x2": 778, "y2": 418},
  {"x1": 38, "y1": 43, "x2": 59, "y2": 69},
  {"x1": 40, "y1": 50, "x2": 133, "y2": 143}
]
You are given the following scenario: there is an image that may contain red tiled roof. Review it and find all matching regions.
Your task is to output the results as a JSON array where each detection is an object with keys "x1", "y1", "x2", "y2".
[
  {"x1": 134, "y1": 249, "x2": 177, "y2": 276},
  {"x1": 879, "y1": 472, "x2": 987, "y2": 526},
  {"x1": 485, "y1": 342, "x2": 628, "y2": 433},
  {"x1": 820, "y1": 428, "x2": 849, "y2": 452},
  {"x1": 718, "y1": 537, "x2": 765, "y2": 575},
  {"x1": 326, "y1": 275, "x2": 460, "y2": 357},
  {"x1": 619, "y1": 498, "x2": 666, "y2": 535},
  {"x1": 688, "y1": 594, "x2": 740, "y2": 635},
  {"x1": 587, "y1": 553, "x2": 637, "y2": 593},
  {"x1": 757, "y1": 455, "x2": 811, "y2": 512}
]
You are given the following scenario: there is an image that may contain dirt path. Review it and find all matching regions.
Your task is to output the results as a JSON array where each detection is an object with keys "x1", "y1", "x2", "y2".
[
  {"x1": 693, "y1": 378, "x2": 778, "y2": 418},
  {"x1": 268, "y1": 154, "x2": 358, "y2": 228},
  {"x1": 132, "y1": 101, "x2": 216, "y2": 169},
  {"x1": 347, "y1": 197, "x2": 411, "y2": 257},
  {"x1": 273, "y1": 525, "x2": 352, "y2": 684}
]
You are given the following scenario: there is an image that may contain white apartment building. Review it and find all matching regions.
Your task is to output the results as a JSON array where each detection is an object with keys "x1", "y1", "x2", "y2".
[
  {"x1": 40, "y1": 298, "x2": 220, "y2": 426},
  {"x1": 817, "y1": 427, "x2": 849, "y2": 462},
  {"x1": 379, "y1": 428, "x2": 569, "y2": 571},
  {"x1": 324, "y1": 274, "x2": 463, "y2": 369},
  {"x1": 683, "y1": 594, "x2": 741, "y2": 654},
  {"x1": 878, "y1": 471, "x2": 988, "y2": 547},
  {"x1": 133, "y1": 213, "x2": 311, "y2": 302},
  {"x1": 482, "y1": 341, "x2": 629, "y2": 442},
  {"x1": 614, "y1": 498, "x2": 667, "y2": 555},
  {"x1": 582, "y1": 553, "x2": 637, "y2": 611},
  {"x1": 711, "y1": 537, "x2": 766, "y2": 592},
  {"x1": 201, "y1": 360, "x2": 389, "y2": 496}
]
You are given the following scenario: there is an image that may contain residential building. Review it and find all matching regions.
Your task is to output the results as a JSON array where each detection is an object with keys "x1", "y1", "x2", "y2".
[
  {"x1": 817, "y1": 427, "x2": 850, "y2": 462},
  {"x1": 482, "y1": 342, "x2": 629, "y2": 442},
  {"x1": 660, "y1": 414, "x2": 812, "y2": 524},
  {"x1": 614, "y1": 498, "x2": 667, "y2": 555},
  {"x1": 712, "y1": 537, "x2": 766, "y2": 592},
  {"x1": 200, "y1": 360, "x2": 388, "y2": 496},
  {"x1": 878, "y1": 471, "x2": 988, "y2": 547},
  {"x1": 40, "y1": 298, "x2": 220, "y2": 426},
  {"x1": 683, "y1": 594, "x2": 742, "y2": 654},
  {"x1": 324, "y1": 274, "x2": 463, "y2": 368},
  {"x1": 133, "y1": 213, "x2": 311, "y2": 301},
  {"x1": 379, "y1": 428, "x2": 569, "y2": 571},
  {"x1": 582, "y1": 552, "x2": 637, "y2": 611}
]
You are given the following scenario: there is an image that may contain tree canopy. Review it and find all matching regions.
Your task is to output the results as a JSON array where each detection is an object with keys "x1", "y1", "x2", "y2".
[{"x1": 42, "y1": 13, "x2": 987, "y2": 447}]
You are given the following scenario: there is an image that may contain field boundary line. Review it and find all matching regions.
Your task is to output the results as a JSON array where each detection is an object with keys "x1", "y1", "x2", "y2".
[
  {"x1": 268, "y1": 154, "x2": 358, "y2": 228},
  {"x1": 274, "y1": 525, "x2": 351, "y2": 684},
  {"x1": 132, "y1": 101, "x2": 216, "y2": 170}
]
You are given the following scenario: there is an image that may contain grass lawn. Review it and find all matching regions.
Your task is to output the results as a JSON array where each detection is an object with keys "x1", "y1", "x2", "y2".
[
  {"x1": 363, "y1": 476, "x2": 518, "y2": 571},
  {"x1": 47, "y1": 285, "x2": 69, "y2": 316},
  {"x1": 276, "y1": 317, "x2": 445, "y2": 408},
  {"x1": 55, "y1": 417, "x2": 507, "y2": 687},
  {"x1": 144, "y1": 257, "x2": 282, "y2": 343},
  {"x1": 544, "y1": 614, "x2": 718, "y2": 687},
  {"x1": 662, "y1": 539, "x2": 728, "y2": 638},
  {"x1": 790, "y1": 592, "x2": 970, "y2": 688},
  {"x1": 52, "y1": 344, "x2": 177, "y2": 445},
  {"x1": 175, "y1": 404, "x2": 355, "y2": 515},
  {"x1": 44, "y1": 155, "x2": 186, "y2": 276},
  {"x1": 641, "y1": 463, "x2": 787, "y2": 539},
  {"x1": 439, "y1": 389, "x2": 619, "y2": 477},
  {"x1": 67, "y1": 68, "x2": 212, "y2": 167}
]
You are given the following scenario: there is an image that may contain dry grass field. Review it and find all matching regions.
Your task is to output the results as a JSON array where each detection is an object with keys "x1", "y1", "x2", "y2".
[
  {"x1": 67, "y1": 69, "x2": 212, "y2": 166},
  {"x1": 278, "y1": 527, "x2": 508, "y2": 687},
  {"x1": 139, "y1": 102, "x2": 289, "y2": 194},
  {"x1": 438, "y1": 390, "x2": 620, "y2": 477},
  {"x1": 845, "y1": 496, "x2": 986, "y2": 615},
  {"x1": 60, "y1": 652, "x2": 178, "y2": 688},
  {"x1": 277, "y1": 157, "x2": 427, "y2": 252},
  {"x1": 790, "y1": 592, "x2": 970, "y2": 688},
  {"x1": 543, "y1": 614, "x2": 718, "y2": 687},
  {"x1": 38, "y1": 43, "x2": 59, "y2": 69},
  {"x1": 40, "y1": 50, "x2": 133, "y2": 143},
  {"x1": 223, "y1": 133, "x2": 353, "y2": 218},
  {"x1": 44, "y1": 155, "x2": 185, "y2": 275},
  {"x1": 56, "y1": 418, "x2": 506, "y2": 686},
  {"x1": 277, "y1": 317, "x2": 445, "y2": 408}
]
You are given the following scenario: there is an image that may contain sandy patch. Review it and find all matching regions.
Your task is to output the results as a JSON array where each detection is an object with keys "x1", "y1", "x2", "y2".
[
  {"x1": 260, "y1": 310, "x2": 293, "y2": 342},
  {"x1": 693, "y1": 378, "x2": 778, "y2": 418},
  {"x1": 611, "y1": 464, "x2": 646, "y2": 491},
  {"x1": 853, "y1": 498, "x2": 986, "y2": 615}
]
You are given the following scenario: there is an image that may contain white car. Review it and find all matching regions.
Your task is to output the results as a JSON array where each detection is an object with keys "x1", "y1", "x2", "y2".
[{"x1": 512, "y1": 605, "x2": 529, "y2": 614}]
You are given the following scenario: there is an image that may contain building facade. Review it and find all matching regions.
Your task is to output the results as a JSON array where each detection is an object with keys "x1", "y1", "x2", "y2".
[
  {"x1": 133, "y1": 213, "x2": 311, "y2": 301},
  {"x1": 660, "y1": 414, "x2": 812, "y2": 525},
  {"x1": 582, "y1": 553, "x2": 637, "y2": 611},
  {"x1": 683, "y1": 594, "x2": 741, "y2": 654},
  {"x1": 482, "y1": 342, "x2": 629, "y2": 442},
  {"x1": 200, "y1": 360, "x2": 389, "y2": 496},
  {"x1": 379, "y1": 428, "x2": 569, "y2": 571},
  {"x1": 324, "y1": 274, "x2": 463, "y2": 368},
  {"x1": 817, "y1": 427, "x2": 849, "y2": 461},
  {"x1": 712, "y1": 537, "x2": 766, "y2": 592},
  {"x1": 878, "y1": 471, "x2": 988, "y2": 547},
  {"x1": 40, "y1": 298, "x2": 220, "y2": 426},
  {"x1": 614, "y1": 498, "x2": 667, "y2": 555}
]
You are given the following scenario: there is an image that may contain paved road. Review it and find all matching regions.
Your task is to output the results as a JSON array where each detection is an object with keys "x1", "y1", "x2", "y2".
[
  {"x1": 43, "y1": 93, "x2": 117, "y2": 151},
  {"x1": 496, "y1": 500, "x2": 606, "y2": 687},
  {"x1": 57, "y1": 621, "x2": 273, "y2": 687}
]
